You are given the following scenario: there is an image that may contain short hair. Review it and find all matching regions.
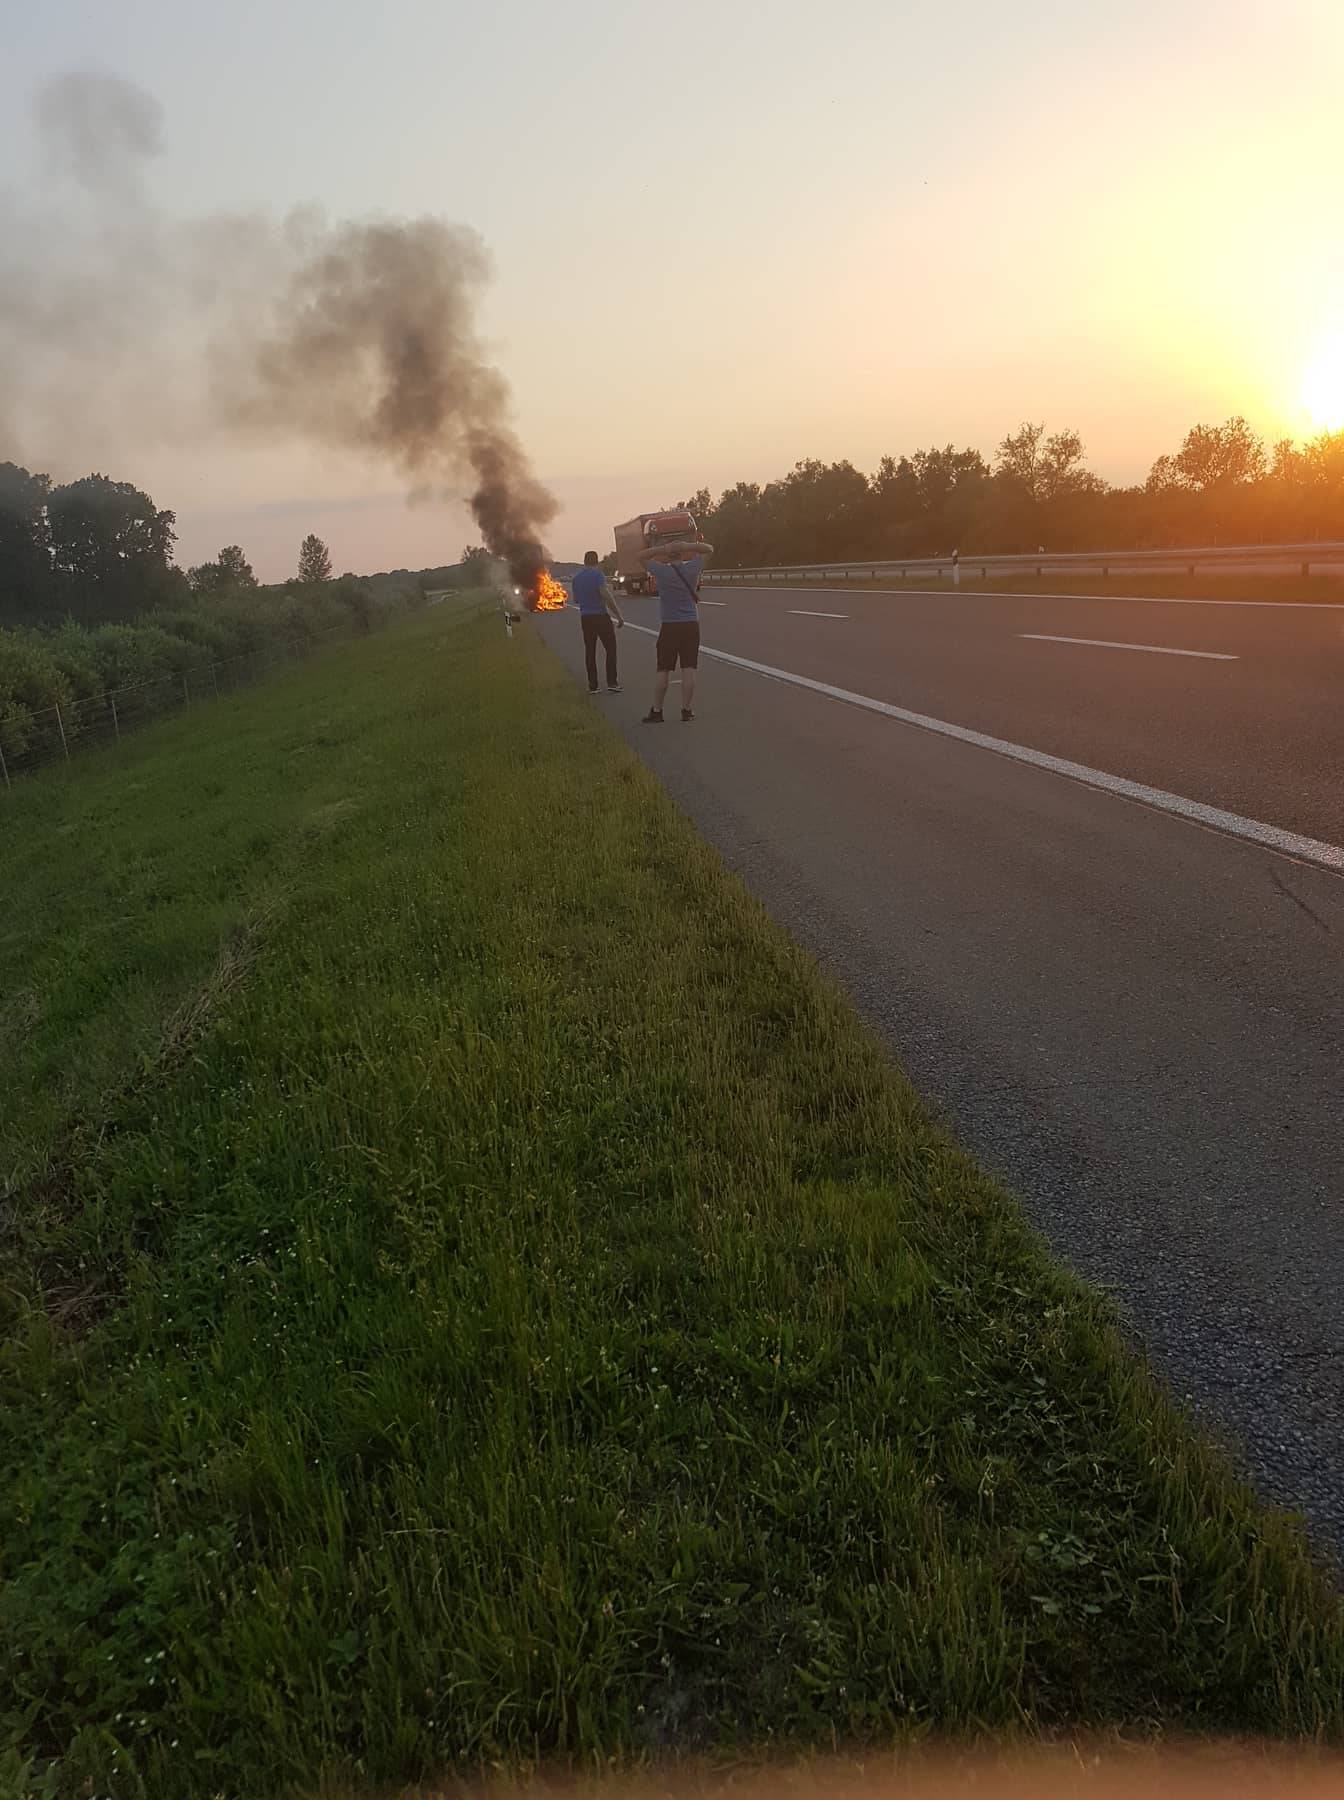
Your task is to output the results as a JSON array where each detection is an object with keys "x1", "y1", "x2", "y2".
[{"x1": 584, "y1": 549, "x2": 600, "y2": 566}]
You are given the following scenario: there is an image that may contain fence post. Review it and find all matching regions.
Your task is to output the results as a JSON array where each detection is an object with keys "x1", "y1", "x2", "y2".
[
  {"x1": 1103, "y1": 565, "x2": 1109, "y2": 579},
  {"x1": 110, "y1": 693, "x2": 120, "y2": 741},
  {"x1": 55, "y1": 704, "x2": 69, "y2": 760},
  {"x1": 0, "y1": 739, "x2": 9, "y2": 790},
  {"x1": 182, "y1": 673, "x2": 191, "y2": 707},
  {"x1": 1187, "y1": 564, "x2": 1194, "y2": 577},
  {"x1": 1302, "y1": 561, "x2": 1310, "y2": 577},
  {"x1": 981, "y1": 566, "x2": 987, "y2": 580},
  {"x1": 210, "y1": 661, "x2": 220, "y2": 699}
]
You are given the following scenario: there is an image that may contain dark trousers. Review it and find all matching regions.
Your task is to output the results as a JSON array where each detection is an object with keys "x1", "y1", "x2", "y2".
[{"x1": 581, "y1": 613, "x2": 618, "y2": 689}]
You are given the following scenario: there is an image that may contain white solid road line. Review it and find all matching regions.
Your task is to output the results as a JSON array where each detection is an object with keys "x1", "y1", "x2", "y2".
[
  {"x1": 788, "y1": 609, "x2": 849, "y2": 619},
  {"x1": 699, "y1": 599, "x2": 729, "y2": 606},
  {"x1": 1020, "y1": 633, "x2": 1238, "y2": 661},
  {"x1": 709, "y1": 584, "x2": 1344, "y2": 611},
  {"x1": 621, "y1": 624, "x2": 1344, "y2": 875}
]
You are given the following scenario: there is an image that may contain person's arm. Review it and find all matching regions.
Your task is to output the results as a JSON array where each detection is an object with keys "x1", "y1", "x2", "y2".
[
  {"x1": 599, "y1": 576, "x2": 625, "y2": 626},
  {"x1": 635, "y1": 537, "x2": 713, "y2": 565}
]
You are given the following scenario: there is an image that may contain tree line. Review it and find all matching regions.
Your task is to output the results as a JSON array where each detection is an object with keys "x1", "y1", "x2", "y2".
[
  {"x1": 0, "y1": 460, "x2": 353, "y2": 627},
  {"x1": 671, "y1": 417, "x2": 1344, "y2": 567}
]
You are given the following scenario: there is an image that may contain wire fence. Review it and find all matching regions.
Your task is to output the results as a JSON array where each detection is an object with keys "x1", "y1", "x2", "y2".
[{"x1": 0, "y1": 619, "x2": 362, "y2": 795}]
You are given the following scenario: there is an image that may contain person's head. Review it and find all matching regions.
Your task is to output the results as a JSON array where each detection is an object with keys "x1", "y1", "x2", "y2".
[{"x1": 584, "y1": 550, "x2": 600, "y2": 567}]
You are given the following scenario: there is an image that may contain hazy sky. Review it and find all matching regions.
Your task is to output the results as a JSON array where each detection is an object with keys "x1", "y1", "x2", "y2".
[{"x1": 3, "y1": 0, "x2": 1343, "y2": 579}]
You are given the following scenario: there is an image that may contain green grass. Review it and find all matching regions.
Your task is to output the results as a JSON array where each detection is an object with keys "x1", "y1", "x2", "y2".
[
  {"x1": 712, "y1": 571, "x2": 1344, "y2": 603},
  {"x1": 2, "y1": 598, "x2": 1342, "y2": 1798}
]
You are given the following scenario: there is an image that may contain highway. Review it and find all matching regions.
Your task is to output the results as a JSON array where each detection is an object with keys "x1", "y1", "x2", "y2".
[{"x1": 537, "y1": 581, "x2": 1344, "y2": 1559}]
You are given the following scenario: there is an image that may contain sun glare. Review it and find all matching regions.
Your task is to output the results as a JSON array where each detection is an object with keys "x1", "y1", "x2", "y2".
[{"x1": 1302, "y1": 329, "x2": 1344, "y2": 432}]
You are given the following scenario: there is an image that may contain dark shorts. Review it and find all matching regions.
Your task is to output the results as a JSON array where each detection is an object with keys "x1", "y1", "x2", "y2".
[{"x1": 656, "y1": 621, "x2": 700, "y2": 671}]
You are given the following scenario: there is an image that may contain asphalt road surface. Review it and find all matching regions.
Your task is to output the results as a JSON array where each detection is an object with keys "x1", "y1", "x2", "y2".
[{"x1": 537, "y1": 583, "x2": 1344, "y2": 1561}]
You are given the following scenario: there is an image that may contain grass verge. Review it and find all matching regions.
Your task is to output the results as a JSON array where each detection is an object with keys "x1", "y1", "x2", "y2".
[{"x1": 2, "y1": 598, "x2": 1342, "y2": 1797}]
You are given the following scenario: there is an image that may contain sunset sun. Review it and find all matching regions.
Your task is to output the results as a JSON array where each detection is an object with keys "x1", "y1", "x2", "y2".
[{"x1": 1302, "y1": 328, "x2": 1344, "y2": 431}]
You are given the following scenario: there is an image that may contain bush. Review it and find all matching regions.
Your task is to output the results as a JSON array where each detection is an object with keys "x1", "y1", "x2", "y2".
[
  {"x1": 149, "y1": 609, "x2": 239, "y2": 663},
  {"x1": 88, "y1": 624, "x2": 192, "y2": 719},
  {"x1": 0, "y1": 698, "x2": 34, "y2": 763},
  {"x1": 274, "y1": 584, "x2": 347, "y2": 645},
  {"x1": 0, "y1": 633, "x2": 71, "y2": 717},
  {"x1": 199, "y1": 600, "x2": 272, "y2": 660},
  {"x1": 41, "y1": 623, "x2": 105, "y2": 711},
  {"x1": 0, "y1": 566, "x2": 420, "y2": 772},
  {"x1": 0, "y1": 635, "x2": 73, "y2": 758},
  {"x1": 330, "y1": 575, "x2": 376, "y2": 635}
]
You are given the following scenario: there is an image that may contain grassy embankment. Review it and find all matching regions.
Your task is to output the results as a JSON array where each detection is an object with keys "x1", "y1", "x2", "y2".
[
  {"x1": 3, "y1": 595, "x2": 1342, "y2": 1798},
  {"x1": 709, "y1": 571, "x2": 1344, "y2": 604}
]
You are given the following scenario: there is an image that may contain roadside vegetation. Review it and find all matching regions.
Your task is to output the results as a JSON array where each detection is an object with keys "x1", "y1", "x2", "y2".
[
  {"x1": 0, "y1": 464, "x2": 460, "y2": 778},
  {"x1": 3, "y1": 601, "x2": 1343, "y2": 1798}
]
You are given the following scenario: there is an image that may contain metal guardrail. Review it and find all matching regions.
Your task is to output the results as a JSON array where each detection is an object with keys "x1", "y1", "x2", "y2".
[{"x1": 703, "y1": 540, "x2": 1344, "y2": 585}]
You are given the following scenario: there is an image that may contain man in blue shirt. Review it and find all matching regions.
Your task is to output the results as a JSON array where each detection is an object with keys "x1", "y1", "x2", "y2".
[
  {"x1": 635, "y1": 535, "x2": 714, "y2": 722},
  {"x1": 570, "y1": 551, "x2": 625, "y2": 693}
]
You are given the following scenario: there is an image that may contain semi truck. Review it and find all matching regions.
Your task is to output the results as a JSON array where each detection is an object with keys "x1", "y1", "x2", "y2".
[{"x1": 612, "y1": 510, "x2": 699, "y2": 596}]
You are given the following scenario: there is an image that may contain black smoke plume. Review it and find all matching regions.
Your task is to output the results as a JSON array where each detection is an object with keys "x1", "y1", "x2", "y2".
[{"x1": 0, "y1": 72, "x2": 557, "y2": 584}]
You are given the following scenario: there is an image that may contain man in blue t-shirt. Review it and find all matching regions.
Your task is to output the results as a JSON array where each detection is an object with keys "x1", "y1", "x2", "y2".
[
  {"x1": 570, "y1": 551, "x2": 625, "y2": 693},
  {"x1": 635, "y1": 535, "x2": 714, "y2": 722}
]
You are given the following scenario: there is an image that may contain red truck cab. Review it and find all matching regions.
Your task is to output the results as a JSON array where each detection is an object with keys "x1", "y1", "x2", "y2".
[{"x1": 612, "y1": 511, "x2": 700, "y2": 597}]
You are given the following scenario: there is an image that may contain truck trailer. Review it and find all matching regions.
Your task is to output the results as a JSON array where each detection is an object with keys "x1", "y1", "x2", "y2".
[{"x1": 612, "y1": 510, "x2": 699, "y2": 596}]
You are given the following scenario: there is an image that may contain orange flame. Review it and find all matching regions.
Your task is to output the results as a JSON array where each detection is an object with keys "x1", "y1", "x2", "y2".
[{"x1": 532, "y1": 570, "x2": 568, "y2": 611}]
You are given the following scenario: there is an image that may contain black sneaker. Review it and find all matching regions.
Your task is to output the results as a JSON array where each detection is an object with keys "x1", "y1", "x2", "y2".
[
  {"x1": 587, "y1": 686, "x2": 598, "y2": 695},
  {"x1": 681, "y1": 708, "x2": 694, "y2": 722},
  {"x1": 642, "y1": 709, "x2": 664, "y2": 724},
  {"x1": 606, "y1": 684, "x2": 622, "y2": 693}
]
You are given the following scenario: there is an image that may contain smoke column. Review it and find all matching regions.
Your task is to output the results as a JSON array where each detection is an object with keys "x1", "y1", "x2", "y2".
[{"x1": 0, "y1": 72, "x2": 558, "y2": 586}]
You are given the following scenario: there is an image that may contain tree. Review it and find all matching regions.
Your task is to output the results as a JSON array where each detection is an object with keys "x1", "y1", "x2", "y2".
[
  {"x1": 297, "y1": 534, "x2": 333, "y2": 583},
  {"x1": 219, "y1": 545, "x2": 256, "y2": 586},
  {"x1": 0, "y1": 462, "x2": 54, "y2": 626},
  {"x1": 1168, "y1": 417, "x2": 1267, "y2": 492},
  {"x1": 1145, "y1": 454, "x2": 1179, "y2": 496},
  {"x1": 459, "y1": 544, "x2": 493, "y2": 583},
  {"x1": 674, "y1": 488, "x2": 715, "y2": 527},
  {"x1": 996, "y1": 423, "x2": 1094, "y2": 502},
  {"x1": 996, "y1": 422, "x2": 1048, "y2": 499},
  {"x1": 708, "y1": 482, "x2": 769, "y2": 566},
  {"x1": 188, "y1": 543, "x2": 257, "y2": 595},
  {"x1": 47, "y1": 474, "x2": 179, "y2": 622},
  {"x1": 765, "y1": 459, "x2": 871, "y2": 562}
]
